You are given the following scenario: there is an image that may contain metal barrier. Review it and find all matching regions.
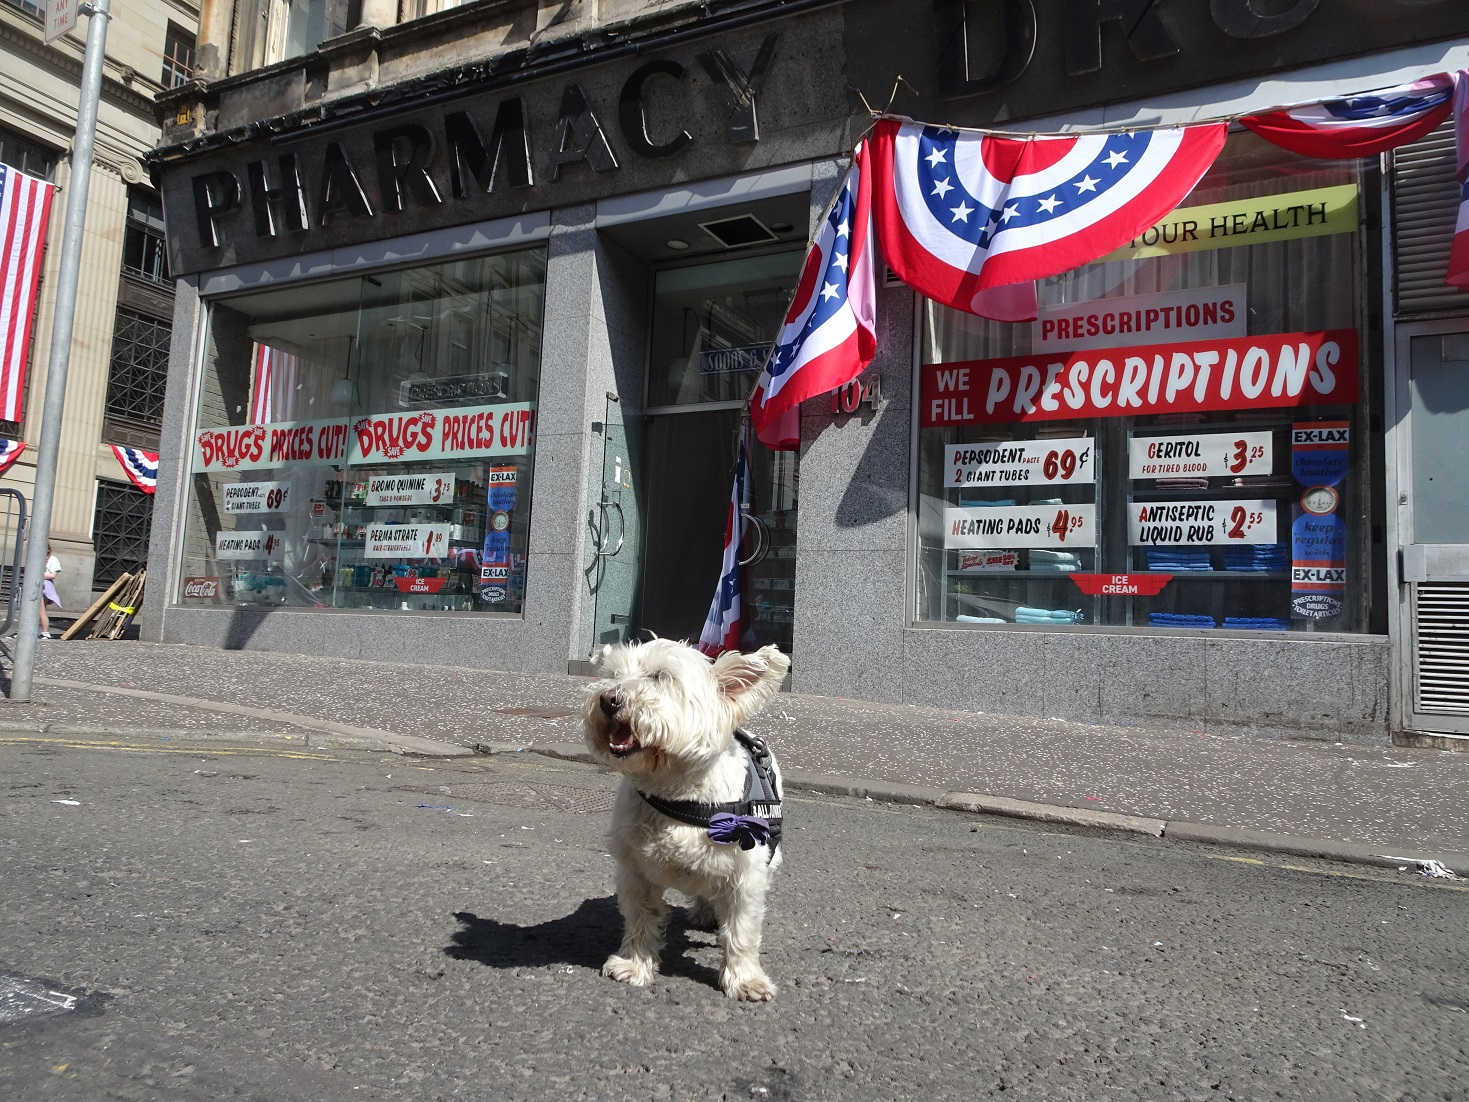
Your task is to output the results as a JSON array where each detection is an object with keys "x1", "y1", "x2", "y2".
[{"x1": 0, "y1": 488, "x2": 28, "y2": 655}]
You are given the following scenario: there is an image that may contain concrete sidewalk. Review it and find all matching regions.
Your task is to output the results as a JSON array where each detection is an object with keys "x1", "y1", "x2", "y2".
[{"x1": 6, "y1": 639, "x2": 1469, "y2": 872}]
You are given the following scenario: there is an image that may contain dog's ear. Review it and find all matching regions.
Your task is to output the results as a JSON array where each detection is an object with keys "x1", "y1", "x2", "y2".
[
  {"x1": 590, "y1": 643, "x2": 614, "y2": 673},
  {"x1": 712, "y1": 645, "x2": 790, "y2": 719}
]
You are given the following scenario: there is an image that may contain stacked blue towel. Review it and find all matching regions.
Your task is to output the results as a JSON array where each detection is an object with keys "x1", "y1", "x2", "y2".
[
  {"x1": 1029, "y1": 550, "x2": 1079, "y2": 573},
  {"x1": 1221, "y1": 543, "x2": 1289, "y2": 573},
  {"x1": 956, "y1": 614, "x2": 1007, "y2": 624},
  {"x1": 1145, "y1": 546, "x2": 1213, "y2": 571},
  {"x1": 1222, "y1": 616, "x2": 1291, "y2": 630},
  {"x1": 1149, "y1": 612, "x2": 1216, "y2": 628},
  {"x1": 959, "y1": 498, "x2": 1017, "y2": 508},
  {"x1": 1015, "y1": 605, "x2": 1081, "y2": 625}
]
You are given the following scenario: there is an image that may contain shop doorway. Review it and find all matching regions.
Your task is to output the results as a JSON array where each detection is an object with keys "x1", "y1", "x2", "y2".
[
  {"x1": 590, "y1": 246, "x2": 804, "y2": 652},
  {"x1": 1396, "y1": 320, "x2": 1469, "y2": 734}
]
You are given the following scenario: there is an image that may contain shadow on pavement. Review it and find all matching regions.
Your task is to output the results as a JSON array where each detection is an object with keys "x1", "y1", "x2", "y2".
[{"x1": 444, "y1": 896, "x2": 721, "y2": 989}]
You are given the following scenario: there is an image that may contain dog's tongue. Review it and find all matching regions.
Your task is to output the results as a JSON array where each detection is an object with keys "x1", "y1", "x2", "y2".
[{"x1": 609, "y1": 724, "x2": 639, "y2": 753}]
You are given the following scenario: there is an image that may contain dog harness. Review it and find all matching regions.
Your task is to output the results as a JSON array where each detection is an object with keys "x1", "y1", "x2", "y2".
[{"x1": 638, "y1": 728, "x2": 782, "y2": 859}]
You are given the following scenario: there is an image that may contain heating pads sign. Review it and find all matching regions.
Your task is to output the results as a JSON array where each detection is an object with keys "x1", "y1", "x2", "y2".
[
  {"x1": 1129, "y1": 430, "x2": 1273, "y2": 479},
  {"x1": 945, "y1": 437, "x2": 1095, "y2": 488},
  {"x1": 213, "y1": 530, "x2": 283, "y2": 561},
  {"x1": 1290, "y1": 421, "x2": 1349, "y2": 620},
  {"x1": 1129, "y1": 500, "x2": 1277, "y2": 545},
  {"x1": 945, "y1": 504, "x2": 1096, "y2": 549}
]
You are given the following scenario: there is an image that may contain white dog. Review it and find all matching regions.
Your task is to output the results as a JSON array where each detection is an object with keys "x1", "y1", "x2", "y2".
[{"x1": 582, "y1": 637, "x2": 790, "y2": 1001}]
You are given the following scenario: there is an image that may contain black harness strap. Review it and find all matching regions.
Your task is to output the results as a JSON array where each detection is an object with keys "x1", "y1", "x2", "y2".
[{"x1": 637, "y1": 728, "x2": 782, "y2": 857}]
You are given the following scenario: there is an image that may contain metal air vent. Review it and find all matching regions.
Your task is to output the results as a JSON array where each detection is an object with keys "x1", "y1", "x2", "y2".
[
  {"x1": 1390, "y1": 120, "x2": 1469, "y2": 317},
  {"x1": 1413, "y1": 582, "x2": 1469, "y2": 715},
  {"x1": 698, "y1": 213, "x2": 778, "y2": 249}
]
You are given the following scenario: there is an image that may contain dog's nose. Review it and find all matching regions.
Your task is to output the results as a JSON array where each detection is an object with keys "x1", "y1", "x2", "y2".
[{"x1": 599, "y1": 690, "x2": 622, "y2": 717}]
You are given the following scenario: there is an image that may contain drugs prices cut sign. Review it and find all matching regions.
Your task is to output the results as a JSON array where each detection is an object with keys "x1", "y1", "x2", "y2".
[
  {"x1": 1129, "y1": 500, "x2": 1276, "y2": 545},
  {"x1": 349, "y1": 403, "x2": 535, "y2": 466},
  {"x1": 946, "y1": 438, "x2": 1095, "y2": 488},
  {"x1": 945, "y1": 504, "x2": 1096, "y2": 549},
  {"x1": 363, "y1": 524, "x2": 451, "y2": 560}
]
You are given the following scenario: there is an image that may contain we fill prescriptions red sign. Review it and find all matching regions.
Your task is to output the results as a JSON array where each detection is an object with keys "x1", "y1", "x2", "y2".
[{"x1": 921, "y1": 330, "x2": 1357, "y2": 426}]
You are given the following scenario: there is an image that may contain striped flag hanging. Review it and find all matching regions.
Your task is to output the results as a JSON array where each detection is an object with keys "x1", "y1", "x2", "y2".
[
  {"x1": 697, "y1": 430, "x2": 750, "y2": 658},
  {"x1": 1448, "y1": 71, "x2": 1469, "y2": 290},
  {"x1": 249, "y1": 342, "x2": 300, "y2": 423},
  {"x1": 1242, "y1": 74, "x2": 1453, "y2": 160},
  {"x1": 749, "y1": 147, "x2": 877, "y2": 451},
  {"x1": 111, "y1": 445, "x2": 159, "y2": 494},
  {"x1": 0, "y1": 164, "x2": 57, "y2": 424},
  {"x1": 0, "y1": 438, "x2": 24, "y2": 475}
]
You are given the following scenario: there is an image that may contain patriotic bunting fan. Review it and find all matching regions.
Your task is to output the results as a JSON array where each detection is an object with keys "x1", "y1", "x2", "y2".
[
  {"x1": 0, "y1": 438, "x2": 23, "y2": 475},
  {"x1": 1448, "y1": 70, "x2": 1469, "y2": 290},
  {"x1": 111, "y1": 445, "x2": 159, "y2": 494},
  {"x1": 1242, "y1": 75, "x2": 1453, "y2": 160},
  {"x1": 868, "y1": 118, "x2": 1226, "y2": 312}
]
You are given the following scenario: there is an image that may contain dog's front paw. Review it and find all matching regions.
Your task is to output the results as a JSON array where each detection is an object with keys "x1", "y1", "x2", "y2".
[
  {"x1": 601, "y1": 954, "x2": 656, "y2": 987},
  {"x1": 721, "y1": 967, "x2": 777, "y2": 1002}
]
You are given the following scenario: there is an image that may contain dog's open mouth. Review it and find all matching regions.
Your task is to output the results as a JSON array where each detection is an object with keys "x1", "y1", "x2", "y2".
[{"x1": 606, "y1": 721, "x2": 641, "y2": 757}]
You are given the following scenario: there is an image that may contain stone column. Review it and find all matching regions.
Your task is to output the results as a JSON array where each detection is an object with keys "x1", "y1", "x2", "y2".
[
  {"x1": 194, "y1": 0, "x2": 235, "y2": 82},
  {"x1": 357, "y1": 0, "x2": 398, "y2": 30}
]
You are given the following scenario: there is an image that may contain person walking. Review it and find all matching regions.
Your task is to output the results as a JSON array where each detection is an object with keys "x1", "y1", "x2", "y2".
[{"x1": 38, "y1": 544, "x2": 60, "y2": 639}]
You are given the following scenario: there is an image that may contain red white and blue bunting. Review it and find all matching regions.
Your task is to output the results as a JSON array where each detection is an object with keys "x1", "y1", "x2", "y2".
[
  {"x1": 1241, "y1": 74, "x2": 1453, "y2": 160},
  {"x1": 111, "y1": 445, "x2": 159, "y2": 494},
  {"x1": 0, "y1": 438, "x2": 23, "y2": 475}
]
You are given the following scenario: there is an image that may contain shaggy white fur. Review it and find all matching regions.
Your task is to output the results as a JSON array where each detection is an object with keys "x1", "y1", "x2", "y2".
[{"x1": 582, "y1": 637, "x2": 790, "y2": 1001}]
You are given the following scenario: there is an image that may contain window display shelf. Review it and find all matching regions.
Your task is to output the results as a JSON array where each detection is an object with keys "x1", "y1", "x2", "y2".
[{"x1": 1129, "y1": 483, "x2": 1294, "y2": 499}]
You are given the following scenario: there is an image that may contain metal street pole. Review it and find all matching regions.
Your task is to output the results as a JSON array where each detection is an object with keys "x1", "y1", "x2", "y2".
[{"x1": 10, "y1": 0, "x2": 111, "y2": 701}]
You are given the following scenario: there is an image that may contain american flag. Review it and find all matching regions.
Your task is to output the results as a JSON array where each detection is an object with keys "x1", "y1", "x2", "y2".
[
  {"x1": 1449, "y1": 71, "x2": 1469, "y2": 290},
  {"x1": 697, "y1": 430, "x2": 749, "y2": 658},
  {"x1": 1242, "y1": 74, "x2": 1453, "y2": 160},
  {"x1": 0, "y1": 164, "x2": 57, "y2": 424},
  {"x1": 868, "y1": 118, "x2": 1225, "y2": 309},
  {"x1": 749, "y1": 147, "x2": 877, "y2": 451},
  {"x1": 249, "y1": 342, "x2": 300, "y2": 423},
  {"x1": 111, "y1": 445, "x2": 159, "y2": 494}
]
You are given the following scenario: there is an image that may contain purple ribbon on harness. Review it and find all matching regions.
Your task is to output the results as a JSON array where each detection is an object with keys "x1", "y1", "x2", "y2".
[{"x1": 708, "y1": 813, "x2": 771, "y2": 850}]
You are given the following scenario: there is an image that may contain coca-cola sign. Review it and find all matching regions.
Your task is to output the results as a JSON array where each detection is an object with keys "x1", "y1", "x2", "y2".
[{"x1": 182, "y1": 576, "x2": 220, "y2": 599}]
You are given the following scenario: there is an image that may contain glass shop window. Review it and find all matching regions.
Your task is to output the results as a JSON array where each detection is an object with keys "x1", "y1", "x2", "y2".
[
  {"x1": 914, "y1": 131, "x2": 1383, "y2": 634},
  {"x1": 179, "y1": 247, "x2": 546, "y2": 614}
]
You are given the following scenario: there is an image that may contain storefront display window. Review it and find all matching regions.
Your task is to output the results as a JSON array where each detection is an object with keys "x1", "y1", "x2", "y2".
[
  {"x1": 914, "y1": 132, "x2": 1381, "y2": 633},
  {"x1": 179, "y1": 248, "x2": 546, "y2": 614}
]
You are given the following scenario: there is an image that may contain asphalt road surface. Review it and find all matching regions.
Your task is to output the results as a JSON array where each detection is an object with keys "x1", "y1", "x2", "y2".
[{"x1": 1, "y1": 734, "x2": 1465, "y2": 1101}]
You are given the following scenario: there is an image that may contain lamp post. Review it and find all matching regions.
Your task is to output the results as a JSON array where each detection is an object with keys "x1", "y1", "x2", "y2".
[{"x1": 10, "y1": 0, "x2": 112, "y2": 701}]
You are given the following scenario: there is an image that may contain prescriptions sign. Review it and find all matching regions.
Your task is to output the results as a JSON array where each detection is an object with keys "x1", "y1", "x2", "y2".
[
  {"x1": 922, "y1": 330, "x2": 1357, "y2": 426},
  {"x1": 1033, "y1": 285, "x2": 1245, "y2": 352}
]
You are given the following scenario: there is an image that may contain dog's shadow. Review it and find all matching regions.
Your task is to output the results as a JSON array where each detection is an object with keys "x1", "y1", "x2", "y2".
[{"x1": 444, "y1": 895, "x2": 722, "y2": 988}]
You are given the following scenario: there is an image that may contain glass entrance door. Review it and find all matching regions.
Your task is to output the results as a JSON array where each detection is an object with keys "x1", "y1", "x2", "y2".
[
  {"x1": 589, "y1": 393, "x2": 643, "y2": 647},
  {"x1": 1398, "y1": 323, "x2": 1469, "y2": 733}
]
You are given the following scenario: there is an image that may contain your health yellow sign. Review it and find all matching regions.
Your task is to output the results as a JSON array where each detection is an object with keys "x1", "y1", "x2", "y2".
[{"x1": 1100, "y1": 183, "x2": 1359, "y2": 262}]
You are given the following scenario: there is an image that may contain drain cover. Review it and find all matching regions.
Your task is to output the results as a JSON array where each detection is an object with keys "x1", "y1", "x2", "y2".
[{"x1": 0, "y1": 972, "x2": 84, "y2": 1026}]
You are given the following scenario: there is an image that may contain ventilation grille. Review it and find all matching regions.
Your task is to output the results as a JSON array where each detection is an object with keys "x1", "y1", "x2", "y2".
[
  {"x1": 1414, "y1": 582, "x2": 1469, "y2": 715},
  {"x1": 1390, "y1": 120, "x2": 1469, "y2": 317},
  {"x1": 698, "y1": 214, "x2": 777, "y2": 249}
]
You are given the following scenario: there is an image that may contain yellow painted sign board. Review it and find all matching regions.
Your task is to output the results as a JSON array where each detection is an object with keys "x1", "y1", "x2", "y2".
[{"x1": 1099, "y1": 183, "x2": 1360, "y2": 262}]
